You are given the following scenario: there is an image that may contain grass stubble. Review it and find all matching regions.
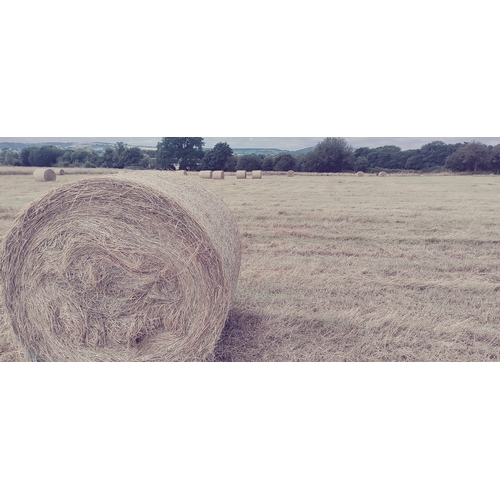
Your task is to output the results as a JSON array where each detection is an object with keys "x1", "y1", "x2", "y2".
[{"x1": 1, "y1": 172, "x2": 500, "y2": 361}]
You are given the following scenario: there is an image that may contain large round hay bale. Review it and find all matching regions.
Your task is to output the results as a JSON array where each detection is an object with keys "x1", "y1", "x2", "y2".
[
  {"x1": 252, "y1": 170, "x2": 262, "y2": 179},
  {"x1": 199, "y1": 170, "x2": 212, "y2": 179},
  {"x1": 212, "y1": 170, "x2": 225, "y2": 180},
  {"x1": 287, "y1": 170, "x2": 294, "y2": 177},
  {"x1": 356, "y1": 171, "x2": 364, "y2": 177},
  {"x1": 0, "y1": 171, "x2": 241, "y2": 362},
  {"x1": 59, "y1": 169, "x2": 65, "y2": 175},
  {"x1": 378, "y1": 171, "x2": 387, "y2": 177},
  {"x1": 33, "y1": 168, "x2": 56, "y2": 182},
  {"x1": 236, "y1": 170, "x2": 247, "y2": 179}
]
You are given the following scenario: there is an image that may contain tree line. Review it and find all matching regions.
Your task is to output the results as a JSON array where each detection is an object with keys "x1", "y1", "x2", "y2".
[{"x1": 1, "y1": 138, "x2": 500, "y2": 174}]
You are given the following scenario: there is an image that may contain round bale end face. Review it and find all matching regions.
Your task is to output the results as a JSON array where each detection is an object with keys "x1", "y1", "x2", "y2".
[
  {"x1": 378, "y1": 171, "x2": 387, "y2": 177},
  {"x1": 0, "y1": 171, "x2": 241, "y2": 362},
  {"x1": 356, "y1": 171, "x2": 364, "y2": 177},
  {"x1": 287, "y1": 170, "x2": 294, "y2": 177}
]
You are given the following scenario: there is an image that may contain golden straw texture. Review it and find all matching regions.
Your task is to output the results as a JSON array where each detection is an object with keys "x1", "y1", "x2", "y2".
[
  {"x1": 33, "y1": 168, "x2": 56, "y2": 182},
  {"x1": 0, "y1": 171, "x2": 241, "y2": 362}
]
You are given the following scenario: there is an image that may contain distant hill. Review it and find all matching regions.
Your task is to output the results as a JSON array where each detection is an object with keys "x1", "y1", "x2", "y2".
[
  {"x1": 221, "y1": 147, "x2": 314, "y2": 156},
  {"x1": 293, "y1": 147, "x2": 314, "y2": 155},
  {"x1": 0, "y1": 141, "x2": 76, "y2": 150},
  {"x1": 0, "y1": 141, "x2": 139, "y2": 152},
  {"x1": 1, "y1": 142, "x2": 314, "y2": 156}
]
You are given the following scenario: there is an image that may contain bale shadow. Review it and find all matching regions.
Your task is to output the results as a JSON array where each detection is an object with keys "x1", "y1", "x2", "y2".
[{"x1": 213, "y1": 308, "x2": 267, "y2": 362}]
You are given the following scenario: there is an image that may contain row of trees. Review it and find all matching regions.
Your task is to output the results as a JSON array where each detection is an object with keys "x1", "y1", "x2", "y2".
[
  {"x1": 143, "y1": 137, "x2": 500, "y2": 174},
  {"x1": 2, "y1": 138, "x2": 500, "y2": 174},
  {"x1": 0, "y1": 143, "x2": 155, "y2": 169}
]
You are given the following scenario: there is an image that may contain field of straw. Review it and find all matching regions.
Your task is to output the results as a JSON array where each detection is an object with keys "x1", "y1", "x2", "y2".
[
  {"x1": 0, "y1": 166, "x2": 123, "y2": 176},
  {"x1": 1, "y1": 171, "x2": 500, "y2": 361}
]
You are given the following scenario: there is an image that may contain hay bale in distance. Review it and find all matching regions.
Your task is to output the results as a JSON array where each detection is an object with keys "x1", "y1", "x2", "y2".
[
  {"x1": 252, "y1": 170, "x2": 262, "y2": 179},
  {"x1": 33, "y1": 168, "x2": 57, "y2": 182},
  {"x1": 212, "y1": 170, "x2": 225, "y2": 180},
  {"x1": 356, "y1": 171, "x2": 365, "y2": 177},
  {"x1": 0, "y1": 171, "x2": 241, "y2": 362},
  {"x1": 236, "y1": 170, "x2": 247, "y2": 179},
  {"x1": 378, "y1": 171, "x2": 387, "y2": 177},
  {"x1": 59, "y1": 169, "x2": 65, "y2": 175},
  {"x1": 199, "y1": 170, "x2": 212, "y2": 179},
  {"x1": 287, "y1": 170, "x2": 294, "y2": 177}
]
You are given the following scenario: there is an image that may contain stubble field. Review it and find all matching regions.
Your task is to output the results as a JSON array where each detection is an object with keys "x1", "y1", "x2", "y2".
[{"x1": 1, "y1": 171, "x2": 500, "y2": 361}]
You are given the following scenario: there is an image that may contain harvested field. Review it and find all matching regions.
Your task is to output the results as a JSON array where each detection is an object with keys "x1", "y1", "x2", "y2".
[
  {"x1": 0, "y1": 166, "x2": 123, "y2": 175},
  {"x1": 2, "y1": 171, "x2": 500, "y2": 361}
]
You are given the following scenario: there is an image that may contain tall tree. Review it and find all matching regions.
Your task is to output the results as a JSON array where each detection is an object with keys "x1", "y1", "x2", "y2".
[
  {"x1": 122, "y1": 146, "x2": 145, "y2": 167},
  {"x1": 354, "y1": 155, "x2": 369, "y2": 172},
  {"x1": 101, "y1": 147, "x2": 115, "y2": 168},
  {"x1": 273, "y1": 152, "x2": 297, "y2": 171},
  {"x1": 156, "y1": 137, "x2": 205, "y2": 170},
  {"x1": 4, "y1": 150, "x2": 15, "y2": 165},
  {"x1": 261, "y1": 155, "x2": 275, "y2": 171},
  {"x1": 202, "y1": 142, "x2": 233, "y2": 171},
  {"x1": 445, "y1": 142, "x2": 491, "y2": 172},
  {"x1": 237, "y1": 154, "x2": 263, "y2": 171},
  {"x1": 489, "y1": 144, "x2": 500, "y2": 173},
  {"x1": 405, "y1": 141, "x2": 462, "y2": 171},
  {"x1": 20, "y1": 147, "x2": 37, "y2": 166},
  {"x1": 28, "y1": 145, "x2": 60, "y2": 167},
  {"x1": 309, "y1": 137, "x2": 354, "y2": 172}
]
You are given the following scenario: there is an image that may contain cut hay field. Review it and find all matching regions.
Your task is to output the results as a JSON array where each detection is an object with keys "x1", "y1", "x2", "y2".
[{"x1": 1, "y1": 171, "x2": 500, "y2": 361}]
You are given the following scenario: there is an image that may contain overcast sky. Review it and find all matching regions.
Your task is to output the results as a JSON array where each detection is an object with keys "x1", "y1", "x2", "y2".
[{"x1": 2, "y1": 137, "x2": 500, "y2": 151}]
